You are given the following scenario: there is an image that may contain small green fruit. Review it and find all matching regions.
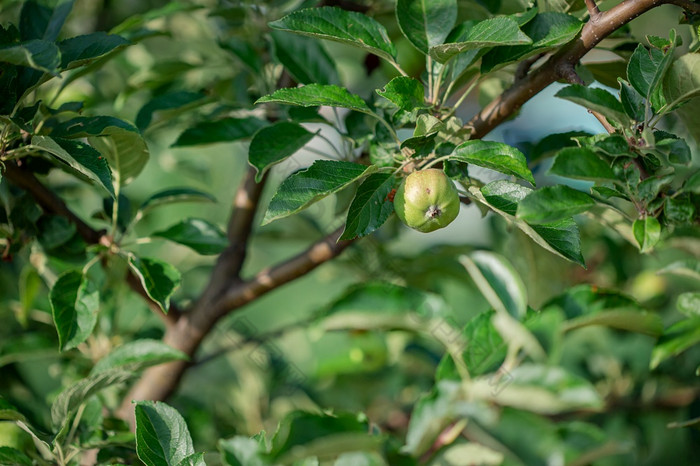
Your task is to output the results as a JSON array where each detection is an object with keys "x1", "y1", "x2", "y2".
[{"x1": 394, "y1": 168, "x2": 460, "y2": 233}]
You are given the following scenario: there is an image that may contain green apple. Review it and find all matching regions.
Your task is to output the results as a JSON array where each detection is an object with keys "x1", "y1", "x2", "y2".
[{"x1": 394, "y1": 168, "x2": 460, "y2": 233}]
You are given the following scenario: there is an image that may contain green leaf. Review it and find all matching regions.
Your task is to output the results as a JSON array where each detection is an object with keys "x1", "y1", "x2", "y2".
[
  {"x1": 138, "y1": 188, "x2": 216, "y2": 213},
  {"x1": 134, "y1": 401, "x2": 199, "y2": 466},
  {"x1": 549, "y1": 147, "x2": 614, "y2": 181},
  {"x1": 479, "y1": 180, "x2": 585, "y2": 266},
  {"x1": 127, "y1": 256, "x2": 182, "y2": 313},
  {"x1": 619, "y1": 78, "x2": 645, "y2": 121},
  {"x1": 663, "y1": 53, "x2": 700, "y2": 111},
  {"x1": 248, "y1": 122, "x2": 316, "y2": 182},
  {"x1": 471, "y1": 364, "x2": 603, "y2": 414},
  {"x1": 437, "y1": 310, "x2": 505, "y2": 380},
  {"x1": 430, "y1": 16, "x2": 532, "y2": 63},
  {"x1": 0, "y1": 39, "x2": 60, "y2": 74},
  {"x1": 562, "y1": 309, "x2": 663, "y2": 336},
  {"x1": 219, "y1": 38, "x2": 261, "y2": 73},
  {"x1": 517, "y1": 185, "x2": 594, "y2": 224},
  {"x1": 405, "y1": 380, "x2": 502, "y2": 456},
  {"x1": 91, "y1": 339, "x2": 188, "y2": 375},
  {"x1": 658, "y1": 260, "x2": 700, "y2": 282},
  {"x1": 20, "y1": 0, "x2": 74, "y2": 42},
  {"x1": 49, "y1": 115, "x2": 136, "y2": 138},
  {"x1": 650, "y1": 318, "x2": 700, "y2": 369},
  {"x1": 172, "y1": 117, "x2": 266, "y2": 147},
  {"x1": 270, "y1": 30, "x2": 339, "y2": 85},
  {"x1": 555, "y1": 84, "x2": 629, "y2": 126},
  {"x1": 396, "y1": 0, "x2": 458, "y2": 54},
  {"x1": 677, "y1": 293, "x2": 700, "y2": 318},
  {"x1": 136, "y1": 91, "x2": 208, "y2": 131},
  {"x1": 269, "y1": 411, "x2": 374, "y2": 461},
  {"x1": 263, "y1": 160, "x2": 376, "y2": 225},
  {"x1": 152, "y1": 218, "x2": 228, "y2": 255},
  {"x1": 110, "y1": 2, "x2": 203, "y2": 34},
  {"x1": 0, "y1": 397, "x2": 26, "y2": 422},
  {"x1": 269, "y1": 7, "x2": 397, "y2": 64},
  {"x1": 375, "y1": 76, "x2": 426, "y2": 111},
  {"x1": 481, "y1": 12, "x2": 583, "y2": 73},
  {"x1": 431, "y1": 443, "x2": 504, "y2": 466},
  {"x1": 89, "y1": 126, "x2": 150, "y2": 186},
  {"x1": 50, "y1": 270, "x2": 100, "y2": 352},
  {"x1": 0, "y1": 446, "x2": 32, "y2": 466},
  {"x1": 219, "y1": 436, "x2": 268, "y2": 466},
  {"x1": 628, "y1": 38, "x2": 675, "y2": 110},
  {"x1": 51, "y1": 368, "x2": 133, "y2": 429},
  {"x1": 32, "y1": 135, "x2": 115, "y2": 198},
  {"x1": 340, "y1": 173, "x2": 396, "y2": 240},
  {"x1": 633, "y1": 217, "x2": 661, "y2": 253},
  {"x1": 58, "y1": 32, "x2": 130, "y2": 69},
  {"x1": 256, "y1": 84, "x2": 371, "y2": 114},
  {"x1": 452, "y1": 140, "x2": 534, "y2": 184},
  {"x1": 459, "y1": 251, "x2": 527, "y2": 319},
  {"x1": 529, "y1": 130, "x2": 591, "y2": 164}
]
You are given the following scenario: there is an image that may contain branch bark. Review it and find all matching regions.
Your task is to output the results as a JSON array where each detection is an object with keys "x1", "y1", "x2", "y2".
[
  {"x1": 466, "y1": 0, "x2": 686, "y2": 139},
  {"x1": 118, "y1": 225, "x2": 352, "y2": 421}
]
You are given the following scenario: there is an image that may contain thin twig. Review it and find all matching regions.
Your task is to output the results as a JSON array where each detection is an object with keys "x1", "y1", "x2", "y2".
[
  {"x1": 585, "y1": 0, "x2": 601, "y2": 19},
  {"x1": 3, "y1": 161, "x2": 180, "y2": 326}
]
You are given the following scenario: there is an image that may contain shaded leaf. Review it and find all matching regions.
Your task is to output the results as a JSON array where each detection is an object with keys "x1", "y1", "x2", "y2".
[
  {"x1": 549, "y1": 147, "x2": 614, "y2": 181},
  {"x1": 173, "y1": 117, "x2": 266, "y2": 147},
  {"x1": 340, "y1": 173, "x2": 396, "y2": 240},
  {"x1": 481, "y1": 12, "x2": 583, "y2": 72},
  {"x1": 452, "y1": 140, "x2": 534, "y2": 184},
  {"x1": 517, "y1": 185, "x2": 594, "y2": 224},
  {"x1": 619, "y1": 78, "x2": 645, "y2": 121},
  {"x1": 479, "y1": 181, "x2": 585, "y2": 266},
  {"x1": 20, "y1": 0, "x2": 74, "y2": 42},
  {"x1": 128, "y1": 256, "x2": 182, "y2": 313},
  {"x1": 51, "y1": 368, "x2": 133, "y2": 429},
  {"x1": 32, "y1": 135, "x2": 115, "y2": 198},
  {"x1": 50, "y1": 270, "x2": 99, "y2": 351},
  {"x1": 663, "y1": 53, "x2": 700, "y2": 111},
  {"x1": 376, "y1": 76, "x2": 426, "y2": 111},
  {"x1": 650, "y1": 318, "x2": 700, "y2": 369},
  {"x1": 152, "y1": 218, "x2": 228, "y2": 255},
  {"x1": 632, "y1": 217, "x2": 660, "y2": 253},
  {"x1": 430, "y1": 16, "x2": 531, "y2": 63},
  {"x1": 248, "y1": 122, "x2": 316, "y2": 182},
  {"x1": 138, "y1": 188, "x2": 216, "y2": 213},
  {"x1": 396, "y1": 0, "x2": 458, "y2": 54},
  {"x1": 471, "y1": 364, "x2": 603, "y2": 414},
  {"x1": 657, "y1": 260, "x2": 700, "y2": 282},
  {"x1": 562, "y1": 309, "x2": 663, "y2": 336},
  {"x1": 219, "y1": 436, "x2": 268, "y2": 466},
  {"x1": 555, "y1": 84, "x2": 629, "y2": 126},
  {"x1": 92, "y1": 339, "x2": 188, "y2": 375},
  {"x1": 0, "y1": 447, "x2": 32, "y2": 466},
  {"x1": 256, "y1": 84, "x2": 371, "y2": 114},
  {"x1": 58, "y1": 32, "x2": 130, "y2": 69},
  {"x1": 89, "y1": 126, "x2": 149, "y2": 185},
  {"x1": 677, "y1": 293, "x2": 700, "y2": 318},
  {"x1": 136, "y1": 91, "x2": 208, "y2": 131},
  {"x1": 269, "y1": 7, "x2": 397, "y2": 64},
  {"x1": 134, "y1": 401, "x2": 200, "y2": 466},
  {"x1": 627, "y1": 37, "x2": 675, "y2": 110},
  {"x1": 459, "y1": 251, "x2": 527, "y2": 319},
  {"x1": 270, "y1": 30, "x2": 339, "y2": 85},
  {"x1": 263, "y1": 160, "x2": 376, "y2": 225},
  {"x1": 0, "y1": 39, "x2": 60, "y2": 74}
]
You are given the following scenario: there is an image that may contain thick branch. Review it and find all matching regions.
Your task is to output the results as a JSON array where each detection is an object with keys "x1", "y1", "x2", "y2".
[
  {"x1": 2, "y1": 161, "x2": 180, "y2": 326},
  {"x1": 466, "y1": 0, "x2": 672, "y2": 139},
  {"x1": 118, "y1": 225, "x2": 353, "y2": 420}
]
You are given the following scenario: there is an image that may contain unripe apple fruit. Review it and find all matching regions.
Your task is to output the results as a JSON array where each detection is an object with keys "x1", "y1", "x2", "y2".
[{"x1": 394, "y1": 168, "x2": 460, "y2": 233}]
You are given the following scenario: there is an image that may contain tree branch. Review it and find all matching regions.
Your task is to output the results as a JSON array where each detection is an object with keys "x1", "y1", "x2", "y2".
[
  {"x1": 466, "y1": 0, "x2": 672, "y2": 139},
  {"x1": 118, "y1": 225, "x2": 353, "y2": 423},
  {"x1": 2, "y1": 161, "x2": 180, "y2": 326},
  {"x1": 584, "y1": 0, "x2": 601, "y2": 19}
]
